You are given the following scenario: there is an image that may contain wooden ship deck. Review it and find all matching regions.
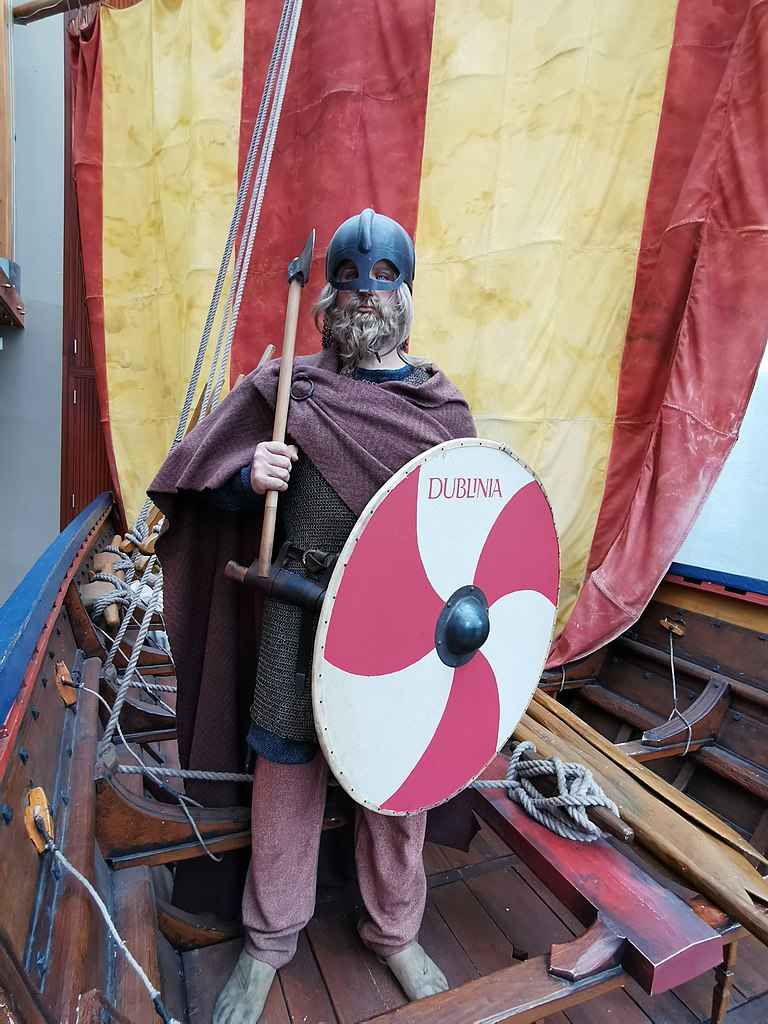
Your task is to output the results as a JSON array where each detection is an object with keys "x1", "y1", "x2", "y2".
[
  {"x1": 2, "y1": 497, "x2": 768, "y2": 1024},
  {"x1": 179, "y1": 829, "x2": 768, "y2": 1024}
]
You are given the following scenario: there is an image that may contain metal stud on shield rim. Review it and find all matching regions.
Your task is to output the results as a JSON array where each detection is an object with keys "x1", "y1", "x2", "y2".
[{"x1": 313, "y1": 438, "x2": 561, "y2": 815}]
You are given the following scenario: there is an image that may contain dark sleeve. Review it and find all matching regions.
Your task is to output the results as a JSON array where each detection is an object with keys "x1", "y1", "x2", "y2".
[{"x1": 205, "y1": 465, "x2": 265, "y2": 512}]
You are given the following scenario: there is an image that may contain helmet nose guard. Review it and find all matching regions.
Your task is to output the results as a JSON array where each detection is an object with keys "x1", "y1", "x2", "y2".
[{"x1": 326, "y1": 209, "x2": 415, "y2": 292}]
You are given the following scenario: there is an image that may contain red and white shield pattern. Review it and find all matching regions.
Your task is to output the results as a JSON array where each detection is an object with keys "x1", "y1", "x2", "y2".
[{"x1": 313, "y1": 439, "x2": 560, "y2": 814}]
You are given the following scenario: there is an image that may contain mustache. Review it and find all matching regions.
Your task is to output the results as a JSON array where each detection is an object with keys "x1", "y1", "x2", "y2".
[{"x1": 343, "y1": 293, "x2": 386, "y2": 316}]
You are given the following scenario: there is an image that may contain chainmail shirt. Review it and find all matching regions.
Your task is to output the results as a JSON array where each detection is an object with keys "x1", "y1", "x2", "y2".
[{"x1": 250, "y1": 362, "x2": 430, "y2": 741}]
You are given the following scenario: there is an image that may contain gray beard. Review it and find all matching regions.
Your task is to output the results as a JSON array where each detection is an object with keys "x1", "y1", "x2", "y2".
[{"x1": 326, "y1": 294, "x2": 404, "y2": 375}]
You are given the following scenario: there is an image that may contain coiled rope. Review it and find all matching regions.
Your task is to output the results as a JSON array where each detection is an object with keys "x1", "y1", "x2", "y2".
[{"x1": 472, "y1": 740, "x2": 621, "y2": 843}]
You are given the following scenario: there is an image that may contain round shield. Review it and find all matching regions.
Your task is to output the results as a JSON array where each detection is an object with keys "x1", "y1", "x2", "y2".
[{"x1": 313, "y1": 438, "x2": 560, "y2": 815}]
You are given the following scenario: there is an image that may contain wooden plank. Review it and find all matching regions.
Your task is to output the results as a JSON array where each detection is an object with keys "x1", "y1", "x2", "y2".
[
  {"x1": 558, "y1": 987, "x2": 651, "y2": 1024},
  {"x1": 466, "y1": 867, "x2": 574, "y2": 958},
  {"x1": 156, "y1": 896, "x2": 242, "y2": 951},
  {"x1": 634, "y1": 596, "x2": 768, "y2": 684},
  {"x1": 0, "y1": 928, "x2": 57, "y2": 1024},
  {"x1": 93, "y1": 762, "x2": 250, "y2": 864},
  {"x1": 620, "y1": 975, "x2": 701, "y2": 1024},
  {"x1": 517, "y1": 713, "x2": 768, "y2": 947},
  {"x1": 113, "y1": 867, "x2": 162, "y2": 1024},
  {"x1": 183, "y1": 939, "x2": 290, "y2": 1024},
  {"x1": 46, "y1": 658, "x2": 106, "y2": 1024},
  {"x1": 720, "y1": 991, "x2": 768, "y2": 1023},
  {"x1": 418, "y1": 901, "x2": 481, "y2": 990},
  {"x1": 748, "y1": 807, "x2": 768, "y2": 855},
  {"x1": 278, "y1": 930, "x2": 339, "y2": 1024},
  {"x1": 307, "y1": 910, "x2": 407, "y2": 1022},
  {"x1": 430, "y1": 881, "x2": 518, "y2": 977},
  {"x1": 694, "y1": 746, "x2": 768, "y2": 804},
  {"x1": 363, "y1": 957, "x2": 625, "y2": 1024},
  {"x1": 672, "y1": 761, "x2": 697, "y2": 792},
  {"x1": 528, "y1": 693, "x2": 768, "y2": 871},
  {"x1": 426, "y1": 854, "x2": 520, "y2": 893},
  {"x1": 511, "y1": 861, "x2": 584, "y2": 936},
  {"x1": 474, "y1": 754, "x2": 723, "y2": 995},
  {"x1": 423, "y1": 842, "x2": 454, "y2": 876},
  {"x1": 730, "y1": 935, "x2": 768, "y2": 1002},
  {"x1": 0, "y1": 614, "x2": 77, "y2": 962}
]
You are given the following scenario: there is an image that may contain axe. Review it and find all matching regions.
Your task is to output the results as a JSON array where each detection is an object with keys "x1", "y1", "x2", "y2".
[{"x1": 257, "y1": 229, "x2": 315, "y2": 576}]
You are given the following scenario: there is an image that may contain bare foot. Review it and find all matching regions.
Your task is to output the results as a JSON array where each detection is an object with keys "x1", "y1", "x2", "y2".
[
  {"x1": 384, "y1": 943, "x2": 449, "y2": 1000},
  {"x1": 211, "y1": 948, "x2": 276, "y2": 1024}
]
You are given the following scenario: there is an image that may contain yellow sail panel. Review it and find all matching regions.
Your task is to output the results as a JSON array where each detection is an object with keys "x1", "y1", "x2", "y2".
[
  {"x1": 101, "y1": 0, "x2": 245, "y2": 524},
  {"x1": 413, "y1": 0, "x2": 679, "y2": 626}
]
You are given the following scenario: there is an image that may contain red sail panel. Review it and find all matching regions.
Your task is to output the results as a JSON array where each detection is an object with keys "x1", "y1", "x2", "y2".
[
  {"x1": 232, "y1": 0, "x2": 436, "y2": 377},
  {"x1": 551, "y1": 0, "x2": 768, "y2": 663},
  {"x1": 68, "y1": 17, "x2": 126, "y2": 523}
]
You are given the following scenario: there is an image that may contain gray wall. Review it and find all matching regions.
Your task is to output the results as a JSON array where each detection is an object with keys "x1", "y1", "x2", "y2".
[{"x1": 0, "y1": 16, "x2": 64, "y2": 604}]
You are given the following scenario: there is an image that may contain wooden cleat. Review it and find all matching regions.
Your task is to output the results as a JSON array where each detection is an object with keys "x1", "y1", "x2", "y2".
[{"x1": 79, "y1": 581, "x2": 121, "y2": 630}]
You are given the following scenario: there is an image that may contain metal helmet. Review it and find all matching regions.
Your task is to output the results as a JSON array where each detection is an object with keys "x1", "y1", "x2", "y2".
[{"x1": 325, "y1": 209, "x2": 415, "y2": 292}]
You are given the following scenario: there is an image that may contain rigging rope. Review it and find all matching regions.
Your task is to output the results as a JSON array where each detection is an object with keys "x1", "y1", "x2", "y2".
[
  {"x1": 33, "y1": 810, "x2": 181, "y2": 1024},
  {"x1": 209, "y1": 0, "x2": 304, "y2": 412},
  {"x1": 667, "y1": 631, "x2": 693, "y2": 754},
  {"x1": 99, "y1": 565, "x2": 165, "y2": 753},
  {"x1": 120, "y1": 0, "x2": 301, "y2": 539}
]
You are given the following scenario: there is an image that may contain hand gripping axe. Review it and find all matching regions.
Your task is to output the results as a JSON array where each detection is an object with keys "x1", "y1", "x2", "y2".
[{"x1": 225, "y1": 230, "x2": 328, "y2": 611}]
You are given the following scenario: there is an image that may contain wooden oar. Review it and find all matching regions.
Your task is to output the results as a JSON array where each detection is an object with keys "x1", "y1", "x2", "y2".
[
  {"x1": 532, "y1": 689, "x2": 768, "y2": 867},
  {"x1": 257, "y1": 230, "x2": 315, "y2": 577},
  {"x1": 515, "y1": 705, "x2": 768, "y2": 945}
]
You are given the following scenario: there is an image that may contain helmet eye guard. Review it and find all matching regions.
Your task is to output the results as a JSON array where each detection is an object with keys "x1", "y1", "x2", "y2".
[
  {"x1": 331, "y1": 258, "x2": 401, "y2": 293},
  {"x1": 326, "y1": 208, "x2": 415, "y2": 293}
]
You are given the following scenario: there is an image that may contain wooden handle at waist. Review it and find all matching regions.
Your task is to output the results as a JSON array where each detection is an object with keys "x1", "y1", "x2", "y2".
[{"x1": 258, "y1": 494, "x2": 280, "y2": 577}]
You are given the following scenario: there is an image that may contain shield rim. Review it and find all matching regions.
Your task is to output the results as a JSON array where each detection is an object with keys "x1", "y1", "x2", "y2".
[{"x1": 312, "y1": 437, "x2": 561, "y2": 815}]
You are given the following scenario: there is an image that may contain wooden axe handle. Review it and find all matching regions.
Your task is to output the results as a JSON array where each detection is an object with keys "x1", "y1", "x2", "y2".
[{"x1": 257, "y1": 277, "x2": 303, "y2": 576}]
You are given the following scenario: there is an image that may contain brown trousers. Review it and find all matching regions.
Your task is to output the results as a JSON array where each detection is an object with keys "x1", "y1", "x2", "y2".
[{"x1": 242, "y1": 753, "x2": 427, "y2": 968}]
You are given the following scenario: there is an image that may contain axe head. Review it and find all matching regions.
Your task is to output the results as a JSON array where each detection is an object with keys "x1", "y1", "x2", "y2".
[{"x1": 287, "y1": 229, "x2": 315, "y2": 286}]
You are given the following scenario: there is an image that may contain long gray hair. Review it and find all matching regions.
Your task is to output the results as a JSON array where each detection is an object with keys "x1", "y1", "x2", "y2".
[{"x1": 312, "y1": 282, "x2": 425, "y2": 374}]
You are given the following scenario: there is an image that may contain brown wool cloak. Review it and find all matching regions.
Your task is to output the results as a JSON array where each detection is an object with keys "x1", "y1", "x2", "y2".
[{"x1": 149, "y1": 348, "x2": 477, "y2": 811}]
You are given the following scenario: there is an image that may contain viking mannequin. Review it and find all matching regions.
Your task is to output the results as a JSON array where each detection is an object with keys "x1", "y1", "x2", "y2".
[{"x1": 150, "y1": 210, "x2": 476, "y2": 1024}]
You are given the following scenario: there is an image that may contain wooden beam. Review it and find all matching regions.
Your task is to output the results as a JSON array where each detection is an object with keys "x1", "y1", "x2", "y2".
[
  {"x1": 364, "y1": 954, "x2": 624, "y2": 1024},
  {"x1": 94, "y1": 760, "x2": 251, "y2": 865},
  {"x1": 13, "y1": 0, "x2": 97, "y2": 25},
  {"x1": 474, "y1": 755, "x2": 723, "y2": 996},
  {"x1": 13, "y1": 0, "x2": 139, "y2": 24},
  {"x1": 0, "y1": 928, "x2": 57, "y2": 1024}
]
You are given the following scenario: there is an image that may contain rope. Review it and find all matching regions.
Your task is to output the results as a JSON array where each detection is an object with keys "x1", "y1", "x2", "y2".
[
  {"x1": 103, "y1": 557, "x2": 160, "y2": 671},
  {"x1": 117, "y1": 0, "x2": 301, "y2": 545},
  {"x1": 667, "y1": 631, "x2": 693, "y2": 754},
  {"x1": 472, "y1": 741, "x2": 621, "y2": 843},
  {"x1": 205, "y1": 0, "x2": 304, "y2": 414},
  {"x1": 71, "y1": 682, "x2": 240, "y2": 867},
  {"x1": 32, "y1": 812, "x2": 181, "y2": 1024},
  {"x1": 100, "y1": 566, "x2": 165, "y2": 751},
  {"x1": 118, "y1": 765, "x2": 253, "y2": 783},
  {"x1": 189, "y1": 0, "x2": 297, "y2": 424},
  {"x1": 124, "y1": 681, "x2": 177, "y2": 694}
]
